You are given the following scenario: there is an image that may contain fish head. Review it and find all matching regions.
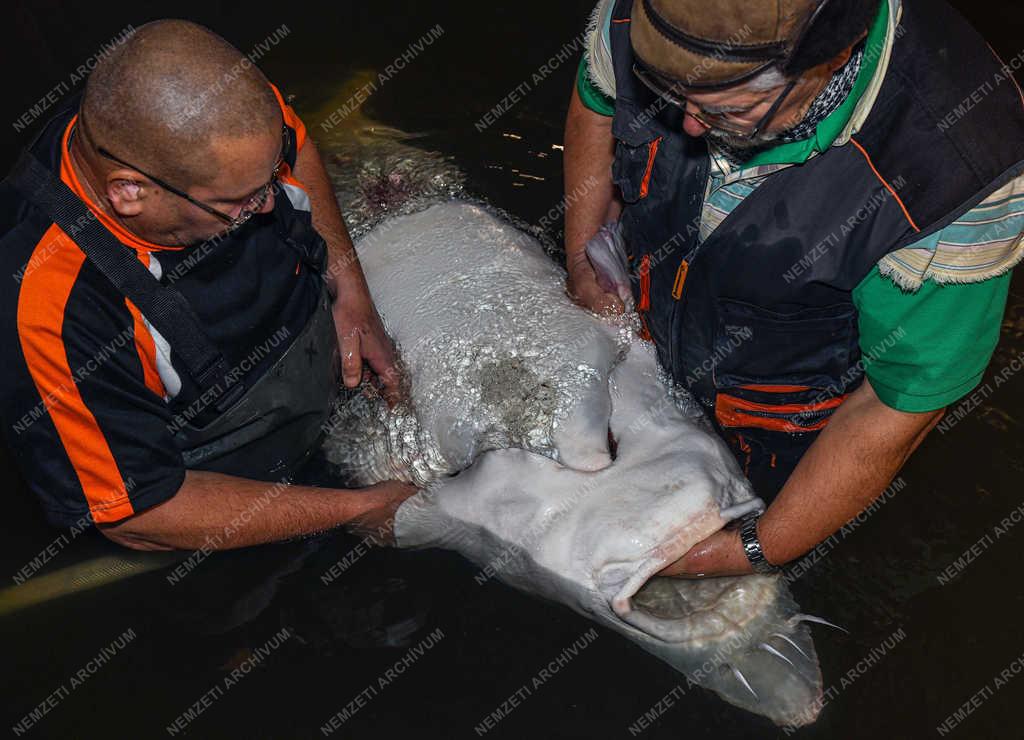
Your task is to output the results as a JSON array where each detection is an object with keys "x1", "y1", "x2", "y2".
[{"x1": 579, "y1": 339, "x2": 823, "y2": 726}]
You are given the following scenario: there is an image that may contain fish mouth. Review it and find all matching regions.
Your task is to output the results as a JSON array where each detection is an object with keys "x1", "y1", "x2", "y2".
[
  {"x1": 594, "y1": 498, "x2": 827, "y2": 728},
  {"x1": 605, "y1": 498, "x2": 763, "y2": 643}
]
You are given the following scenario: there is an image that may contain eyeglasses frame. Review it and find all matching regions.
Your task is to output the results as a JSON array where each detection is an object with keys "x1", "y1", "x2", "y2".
[{"x1": 95, "y1": 125, "x2": 290, "y2": 230}]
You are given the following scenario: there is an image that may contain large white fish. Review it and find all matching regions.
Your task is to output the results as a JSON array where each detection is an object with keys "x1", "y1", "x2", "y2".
[{"x1": 330, "y1": 200, "x2": 827, "y2": 726}]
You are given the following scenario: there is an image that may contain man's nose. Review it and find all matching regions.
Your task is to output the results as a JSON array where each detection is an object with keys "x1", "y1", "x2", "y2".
[{"x1": 682, "y1": 103, "x2": 711, "y2": 137}]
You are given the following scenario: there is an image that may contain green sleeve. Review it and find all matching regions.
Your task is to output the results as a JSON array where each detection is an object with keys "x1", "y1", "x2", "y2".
[
  {"x1": 851, "y1": 268, "x2": 1011, "y2": 412},
  {"x1": 576, "y1": 56, "x2": 616, "y2": 117}
]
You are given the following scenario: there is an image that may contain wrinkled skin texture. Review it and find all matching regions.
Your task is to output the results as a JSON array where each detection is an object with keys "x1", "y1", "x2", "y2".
[
  {"x1": 324, "y1": 202, "x2": 628, "y2": 484},
  {"x1": 331, "y1": 201, "x2": 824, "y2": 726}
]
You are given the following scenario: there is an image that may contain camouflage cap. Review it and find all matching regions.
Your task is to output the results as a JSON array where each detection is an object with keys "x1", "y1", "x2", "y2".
[{"x1": 630, "y1": 0, "x2": 821, "y2": 89}]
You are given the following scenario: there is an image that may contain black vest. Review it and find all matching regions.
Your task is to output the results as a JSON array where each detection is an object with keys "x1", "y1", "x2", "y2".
[{"x1": 610, "y1": 0, "x2": 1024, "y2": 499}]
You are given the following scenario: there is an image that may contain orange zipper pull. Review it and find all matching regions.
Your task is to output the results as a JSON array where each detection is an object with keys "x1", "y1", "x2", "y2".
[{"x1": 671, "y1": 259, "x2": 689, "y2": 300}]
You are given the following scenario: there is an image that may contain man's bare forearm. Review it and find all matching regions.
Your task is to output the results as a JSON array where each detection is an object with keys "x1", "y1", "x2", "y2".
[
  {"x1": 293, "y1": 139, "x2": 369, "y2": 300},
  {"x1": 758, "y1": 379, "x2": 943, "y2": 565},
  {"x1": 100, "y1": 470, "x2": 410, "y2": 551},
  {"x1": 663, "y1": 379, "x2": 943, "y2": 576},
  {"x1": 564, "y1": 85, "x2": 618, "y2": 271}
]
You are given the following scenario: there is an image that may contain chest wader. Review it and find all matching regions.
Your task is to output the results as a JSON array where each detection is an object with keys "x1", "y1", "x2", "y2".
[{"x1": 9, "y1": 151, "x2": 341, "y2": 483}]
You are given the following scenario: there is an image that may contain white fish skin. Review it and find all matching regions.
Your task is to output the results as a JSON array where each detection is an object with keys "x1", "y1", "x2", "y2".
[
  {"x1": 397, "y1": 339, "x2": 823, "y2": 726},
  {"x1": 340, "y1": 201, "x2": 824, "y2": 726},
  {"x1": 329, "y1": 201, "x2": 629, "y2": 483}
]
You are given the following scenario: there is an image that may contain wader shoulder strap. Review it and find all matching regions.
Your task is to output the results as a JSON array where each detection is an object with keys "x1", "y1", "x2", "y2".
[{"x1": 6, "y1": 149, "x2": 243, "y2": 408}]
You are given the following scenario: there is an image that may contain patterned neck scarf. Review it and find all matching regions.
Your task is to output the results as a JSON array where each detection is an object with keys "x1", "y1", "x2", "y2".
[{"x1": 714, "y1": 42, "x2": 866, "y2": 165}]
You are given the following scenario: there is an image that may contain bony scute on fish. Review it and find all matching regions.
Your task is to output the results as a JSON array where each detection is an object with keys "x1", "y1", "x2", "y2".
[{"x1": 333, "y1": 200, "x2": 829, "y2": 726}]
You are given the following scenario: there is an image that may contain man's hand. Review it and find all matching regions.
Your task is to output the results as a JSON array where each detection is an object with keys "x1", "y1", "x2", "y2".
[
  {"x1": 564, "y1": 84, "x2": 624, "y2": 315},
  {"x1": 345, "y1": 481, "x2": 419, "y2": 545},
  {"x1": 100, "y1": 473, "x2": 419, "y2": 552},
  {"x1": 293, "y1": 137, "x2": 404, "y2": 403},
  {"x1": 333, "y1": 292, "x2": 401, "y2": 402},
  {"x1": 566, "y1": 249, "x2": 625, "y2": 315},
  {"x1": 659, "y1": 379, "x2": 943, "y2": 578}
]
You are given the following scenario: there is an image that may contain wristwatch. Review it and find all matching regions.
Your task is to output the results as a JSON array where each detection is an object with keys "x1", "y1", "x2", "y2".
[{"x1": 738, "y1": 512, "x2": 779, "y2": 575}]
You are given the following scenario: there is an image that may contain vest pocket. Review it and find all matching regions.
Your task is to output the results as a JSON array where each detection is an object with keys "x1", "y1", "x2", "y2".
[
  {"x1": 713, "y1": 298, "x2": 857, "y2": 391},
  {"x1": 710, "y1": 298, "x2": 857, "y2": 435},
  {"x1": 714, "y1": 385, "x2": 848, "y2": 433},
  {"x1": 612, "y1": 137, "x2": 662, "y2": 204}
]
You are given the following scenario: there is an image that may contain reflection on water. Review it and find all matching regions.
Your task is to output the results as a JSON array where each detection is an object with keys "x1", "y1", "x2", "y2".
[
  {"x1": 3, "y1": 1, "x2": 1024, "y2": 738},
  {"x1": 309, "y1": 70, "x2": 466, "y2": 240}
]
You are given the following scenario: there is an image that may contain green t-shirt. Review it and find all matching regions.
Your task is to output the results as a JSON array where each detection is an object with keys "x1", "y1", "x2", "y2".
[
  {"x1": 574, "y1": 5, "x2": 1016, "y2": 412},
  {"x1": 853, "y1": 269, "x2": 1011, "y2": 411},
  {"x1": 577, "y1": 57, "x2": 615, "y2": 117}
]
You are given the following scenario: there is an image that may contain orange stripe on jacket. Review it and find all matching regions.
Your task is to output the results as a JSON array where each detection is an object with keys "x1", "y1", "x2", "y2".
[
  {"x1": 125, "y1": 299, "x2": 165, "y2": 399},
  {"x1": 17, "y1": 224, "x2": 135, "y2": 523},
  {"x1": 849, "y1": 138, "x2": 921, "y2": 232},
  {"x1": 639, "y1": 137, "x2": 662, "y2": 199},
  {"x1": 715, "y1": 392, "x2": 846, "y2": 434},
  {"x1": 268, "y1": 83, "x2": 311, "y2": 198}
]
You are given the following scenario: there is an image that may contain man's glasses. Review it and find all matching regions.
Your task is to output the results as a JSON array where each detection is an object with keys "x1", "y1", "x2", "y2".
[
  {"x1": 632, "y1": 63, "x2": 798, "y2": 141},
  {"x1": 96, "y1": 125, "x2": 290, "y2": 231}
]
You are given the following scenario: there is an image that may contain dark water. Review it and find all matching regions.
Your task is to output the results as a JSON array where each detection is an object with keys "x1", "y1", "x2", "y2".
[{"x1": 3, "y1": 2, "x2": 1024, "y2": 738}]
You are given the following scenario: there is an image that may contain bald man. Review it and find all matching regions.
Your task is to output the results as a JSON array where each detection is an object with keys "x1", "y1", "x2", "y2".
[{"x1": 1, "y1": 21, "x2": 416, "y2": 550}]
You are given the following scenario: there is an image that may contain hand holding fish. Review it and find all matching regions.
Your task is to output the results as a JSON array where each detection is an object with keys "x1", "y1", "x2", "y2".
[
  {"x1": 346, "y1": 481, "x2": 419, "y2": 545},
  {"x1": 566, "y1": 248, "x2": 625, "y2": 315},
  {"x1": 333, "y1": 294, "x2": 403, "y2": 404},
  {"x1": 660, "y1": 526, "x2": 754, "y2": 578}
]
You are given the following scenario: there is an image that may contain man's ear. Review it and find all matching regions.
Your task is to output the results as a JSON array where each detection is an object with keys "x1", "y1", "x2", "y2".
[{"x1": 105, "y1": 169, "x2": 147, "y2": 217}]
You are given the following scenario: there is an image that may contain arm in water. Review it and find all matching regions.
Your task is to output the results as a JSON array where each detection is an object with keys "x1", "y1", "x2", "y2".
[
  {"x1": 564, "y1": 84, "x2": 624, "y2": 314},
  {"x1": 100, "y1": 471, "x2": 416, "y2": 551},
  {"x1": 662, "y1": 379, "x2": 944, "y2": 576},
  {"x1": 294, "y1": 138, "x2": 401, "y2": 402}
]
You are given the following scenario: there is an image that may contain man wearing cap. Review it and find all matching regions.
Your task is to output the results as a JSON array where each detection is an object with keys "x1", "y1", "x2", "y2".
[{"x1": 564, "y1": 0, "x2": 1024, "y2": 576}]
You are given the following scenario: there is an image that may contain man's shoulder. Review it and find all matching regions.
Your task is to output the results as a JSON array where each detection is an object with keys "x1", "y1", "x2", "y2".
[
  {"x1": 2, "y1": 100, "x2": 81, "y2": 277},
  {"x1": 877, "y1": 174, "x2": 1024, "y2": 291},
  {"x1": 5, "y1": 214, "x2": 135, "y2": 363}
]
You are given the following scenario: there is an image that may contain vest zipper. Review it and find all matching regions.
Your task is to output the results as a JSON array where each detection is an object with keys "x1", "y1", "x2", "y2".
[{"x1": 668, "y1": 163, "x2": 710, "y2": 375}]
